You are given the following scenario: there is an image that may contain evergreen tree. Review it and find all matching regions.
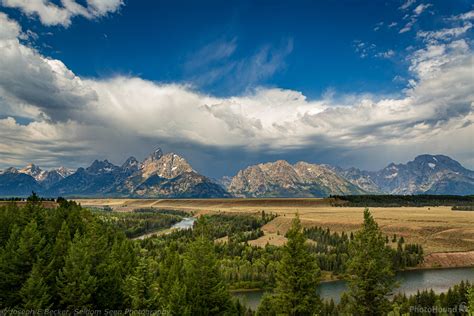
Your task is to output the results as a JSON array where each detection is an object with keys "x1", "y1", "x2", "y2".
[
  {"x1": 182, "y1": 236, "x2": 234, "y2": 315},
  {"x1": 257, "y1": 215, "x2": 321, "y2": 315},
  {"x1": 20, "y1": 261, "x2": 52, "y2": 309},
  {"x1": 45, "y1": 221, "x2": 71, "y2": 302},
  {"x1": 346, "y1": 209, "x2": 397, "y2": 315},
  {"x1": 0, "y1": 220, "x2": 45, "y2": 306},
  {"x1": 468, "y1": 285, "x2": 474, "y2": 314},
  {"x1": 57, "y1": 232, "x2": 97, "y2": 309},
  {"x1": 124, "y1": 251, "x2": 160, "y2": 309},
  {"x1": 96, "y1": 236, "x2": 136, "y2": 309},
  {"x1": 0, "y1": 225, "x2": 22, "y2": 306}
]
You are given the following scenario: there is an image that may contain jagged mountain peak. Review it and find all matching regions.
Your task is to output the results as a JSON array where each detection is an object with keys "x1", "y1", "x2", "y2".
[
  {"x1": 138, "y1": 150, "x2": 194, "y2": 179},
  {"x1": 86, "y1": 159, "x2": 119, "y2": 174},
  {"x1": 122, "y1": 156, "x2": 139, "y2": 173},
  {"x1": 228, "y1": 159, "x2": 365, "y2": 197},
  {"x1": 143, "y1": 148, "x2": 164, "y2": 163},
  {"x1": 3, "y1": 167, "x2": 18, "y2": 174},
  {"x1": 331, "y1": 154, "x2": 474, "y2": 195},
  {"x1": 411, "y1": 154, "x2": 464, "y2": 170},
  {"x1": 19, "y1": 163, "x2": 43, "y2": 178},
  {"x1": 55, "y1": 167, "x2": 73, "y2": 178}
]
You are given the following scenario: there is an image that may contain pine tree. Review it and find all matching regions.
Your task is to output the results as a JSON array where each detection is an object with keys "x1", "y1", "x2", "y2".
[
  {"x1": 257, "y1": 215, "x2": 321, "y2": 315},
  {"x1": 346, "y1": 209, "x2": 397, "y2": 315},
  {"x1": 0, "y1": 225, "x2": 23, "y2": 305},
  {"x1": 96, "y1": 236, "x2": 135, "y2": 309},
  {"x1": 124, "y1": 251, "x2": 160, "y2": 309},
  {"x1": 468, "y1": 285, "x2": 474, "y2": 314},
  {"x1": 182, "y1": 236, "x2": 234, "y2": 315},
  {"x1": 20, "y1": 261, "x2": 52, "y2": 309},
  {"x1": 57, "y1": 232, "x2": 97, "y2": 309},
  {"x1": 45, "y1": 221, "x2": 71, "y2": 302},
  {"x1": 0, "y1": 220, "x2": 45, "y2": 306}
]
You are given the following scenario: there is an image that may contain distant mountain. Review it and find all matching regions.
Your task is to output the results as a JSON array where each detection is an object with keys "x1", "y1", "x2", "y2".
[
  {"x1": 115, "y1": 149, "x2": 230, "y2": 198},
  {"x1": 18, "y1": 164, "x2": 73, "y2": 189},
  {"x1": 228, "y1": 160, "x2": 366, "y2": 197},
  {"x1": 1, "y1": 152, "x2": 472, "y2": 197},
  {"x1": 0, "y1": 167, "x2": 41, "y2": 196},
  {"x1": 331, "y1": 154, "x2": 474, "y2": 195},
  {"x1": 43, "y1": 148, "x2": 229, "y2": 198},
  {"x1": 45, "y1": 160, "x2": 127, "y2": 196}
]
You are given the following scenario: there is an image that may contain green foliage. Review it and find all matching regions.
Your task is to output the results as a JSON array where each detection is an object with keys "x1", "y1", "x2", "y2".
[
  {"x1": 468, "y1": 284, "x2": 474, "y2": 314},
  {"x1": 257, "y1": 215, "x2": 321, "y2": 315},
  {"x1": 0, "y1": 197, "x2": 138, "y2": 309},
  {"x1": 20, "y1": 261, "x2": 51, "y2": 309},
  {"x1": 391, "y1": 281, "x2": 472, "y2": 315},
  {"x1": 57, "y1": 232, "x2": 98, "y2": 308},
  {"x1": 0, "y1": 194, "x2": 432, "y2": 314},
  {"x1": 95, "y1": 209, "x2": 183, "y2": 238},
  {"x1": 346, "y1": 208, "x2": 397, "y2": 315},
  {"x1": 181, "y1": 236, "x2": 234, "y2": 315},
  {"x1": 124, "y1": 251, "x2": 160, "y2": 309}
]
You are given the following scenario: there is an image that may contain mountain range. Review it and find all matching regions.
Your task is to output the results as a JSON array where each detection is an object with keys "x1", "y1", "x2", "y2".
[
  {"x1": 0, "y1": 149, "x2": 472, "y2": 198},
  {"x1": 0, "y1": 148, "x2": 229, "y2": 198}
]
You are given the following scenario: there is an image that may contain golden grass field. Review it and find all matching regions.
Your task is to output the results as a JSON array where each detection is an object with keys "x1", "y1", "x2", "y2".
[{"x1": 76, "y1": 198, "x2": 474, "y2": 261}]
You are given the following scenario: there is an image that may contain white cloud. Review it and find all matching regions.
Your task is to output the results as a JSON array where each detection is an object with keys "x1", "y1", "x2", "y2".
[
  {"x1": 449, "y1": 10, "x2": 474, "y2": 21},
  {"x1": 353, "y1": 40, "x2": 377, "y2": 58},
  {"x1": 0, "y1": 12, "x2": 472, "y2": 171},
  {"x1": 399, "y1": 0, "x2": 416, "y2": 10},
  {"x1": 413, "y1": 3, "x2": 432, "y2": 16},
  {"x1": 400, "y1": 19, "x2": 415, "y2": 33},
  {"x1": 376, "y1": 49, "x2": 395, "y2": 58},
  {"x1": 417, "y1": 23, "x2": 473, "y2": 43},
  {"x1": 399, "y1": 3, "x2": 433, "y2": 33},
  {"x1": 1, "y1": 0, "x2": 123, "y2": 27}
]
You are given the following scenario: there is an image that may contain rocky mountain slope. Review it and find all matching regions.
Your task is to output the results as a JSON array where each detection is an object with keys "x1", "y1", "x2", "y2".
[
  {"x1": 0, "y1": 148, "x2": 229, "y2": 198},
  {"x1": 0, "y1": 167, "x2": 41, "y2": 196},
  {"x1": 228, "y1": 160, "x2": 366, "y2": 197},
  {"x1": 330, "y1": 155, "x2": 474, "y2": 195},
  {"x1": 1, "y1": 153, "x2": 472, "y2": 197}
]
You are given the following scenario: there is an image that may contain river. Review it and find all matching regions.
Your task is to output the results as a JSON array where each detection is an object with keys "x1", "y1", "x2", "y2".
[
  {"x1": 233, "y1": 267, "x2": 474, "y2": 310},
  {"x1": 171, "y1": 217, "x2": 196, "y2": 230}
]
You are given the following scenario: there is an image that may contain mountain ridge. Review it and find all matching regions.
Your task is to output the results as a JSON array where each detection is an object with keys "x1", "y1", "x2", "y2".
[{"x1": 1, "y1": 153, "x2": 472, "y2": 197}]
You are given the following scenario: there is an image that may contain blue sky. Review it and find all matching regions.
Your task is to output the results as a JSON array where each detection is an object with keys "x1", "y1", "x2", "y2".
[
  {"x1": 0, "y1": 0, "x2": 473, "y2": 177},
  {"x1": 6, "y1": 0, "x2": 472, "y2": 97}
]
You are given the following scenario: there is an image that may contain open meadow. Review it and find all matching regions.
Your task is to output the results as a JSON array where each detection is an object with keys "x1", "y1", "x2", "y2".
[{"x1": 76, "y1": 198, "x2": 474, "y2": 265}]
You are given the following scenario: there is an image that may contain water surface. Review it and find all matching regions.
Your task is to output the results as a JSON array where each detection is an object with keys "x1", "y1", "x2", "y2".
[{"x1": 233, "y1": 267, "x2": 474, "y2": 310}]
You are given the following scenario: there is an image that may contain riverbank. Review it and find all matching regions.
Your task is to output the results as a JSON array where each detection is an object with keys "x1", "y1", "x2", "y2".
[
  {"x1": 76, "y1": 198, "x2": 474, "y2": 254},
  {"x1": 419, "y1": 250, "x2": 474, "y2": 269},
  {"x1": 233, "y1": 267, "x2": 474, "y2": 310}
]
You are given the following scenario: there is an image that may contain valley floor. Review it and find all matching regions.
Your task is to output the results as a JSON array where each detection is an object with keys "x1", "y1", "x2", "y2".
[{"x1": 76, "y1": 198, "x2": 474, "y2": 258}]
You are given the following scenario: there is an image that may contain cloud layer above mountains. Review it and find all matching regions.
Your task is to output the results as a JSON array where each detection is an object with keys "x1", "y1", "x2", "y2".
[{"x1": 0, "y1": 8, "x2": 473, "y2": 177}]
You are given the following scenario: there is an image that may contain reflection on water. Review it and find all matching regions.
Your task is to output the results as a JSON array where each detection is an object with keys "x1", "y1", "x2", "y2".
[
  {"x1": 172, "y1": 217, "x2": 196, "y2": 230},
  {"x1": 233, "y1": 267, "x2": 474, "y2": 311}
]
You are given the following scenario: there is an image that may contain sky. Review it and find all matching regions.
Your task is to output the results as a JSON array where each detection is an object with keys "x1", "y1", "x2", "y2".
[{"x1": 0, "y1": 0, "x2": 473, "y2": 178}]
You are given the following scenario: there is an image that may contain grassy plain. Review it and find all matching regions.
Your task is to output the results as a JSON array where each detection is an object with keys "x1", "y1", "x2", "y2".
[{"x1": 76, "y1": 198, "x2": 474, "y2": 259}]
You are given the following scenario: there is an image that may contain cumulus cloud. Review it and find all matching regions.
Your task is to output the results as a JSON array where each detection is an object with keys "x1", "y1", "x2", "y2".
[
  {"x1": 1, "y1": 0, "x2": 123, "y2": 26},
  {"x1": 0, "y1": 13, "x2": 97, "y2": 121},
  {"x1": 0, "y1": 12, "x2": 472, "y2": 174}
]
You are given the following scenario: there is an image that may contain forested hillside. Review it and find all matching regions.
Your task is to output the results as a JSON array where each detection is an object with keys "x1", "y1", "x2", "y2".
[{"x1": 0, "y1": 196, "x2": 472, "y2": 314}]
